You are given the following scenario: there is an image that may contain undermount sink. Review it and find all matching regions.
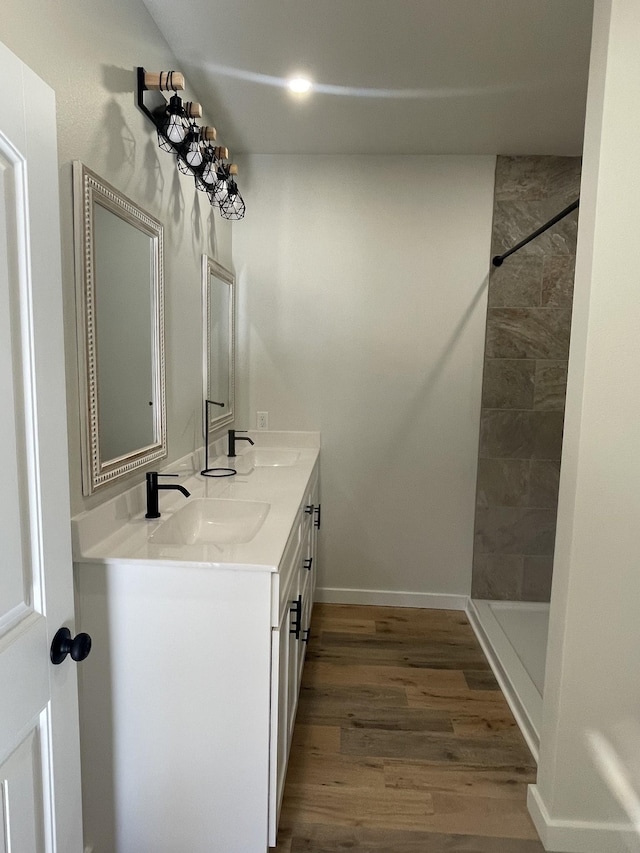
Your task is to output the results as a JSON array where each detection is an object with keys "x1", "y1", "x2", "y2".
[
  {"x1": 238, "y1": 448, "x2": 300, "y2": 468},
  {"x1": 149, "y1": 498, "x2": 270, "y2": 546}
]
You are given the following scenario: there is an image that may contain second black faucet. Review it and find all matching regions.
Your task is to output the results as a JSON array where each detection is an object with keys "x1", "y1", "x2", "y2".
[{"x1": 227, "y1": 429, "x2": 254, "y2": 457}]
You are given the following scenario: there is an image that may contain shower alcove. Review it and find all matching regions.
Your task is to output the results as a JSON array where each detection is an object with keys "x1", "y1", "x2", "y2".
[{"x1": 468, "y1": 155, "x2": 581, "y2": 760}]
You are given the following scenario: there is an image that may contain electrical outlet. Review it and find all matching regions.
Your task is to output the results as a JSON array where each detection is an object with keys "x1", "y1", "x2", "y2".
[{"x1": 257, "y1": 411, "x2": 268, "y2": 430}]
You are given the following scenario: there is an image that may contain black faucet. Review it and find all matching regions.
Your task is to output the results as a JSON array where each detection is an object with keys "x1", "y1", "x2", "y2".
[
  {"x1": 227, "y1": 429, "x2": 255, "y2": 457},
  {"x1": 145, "y1": 471, "x2": 191, "y2": 519}
]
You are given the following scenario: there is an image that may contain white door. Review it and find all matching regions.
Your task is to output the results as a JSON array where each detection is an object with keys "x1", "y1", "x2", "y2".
[{"x1": 0, "y1": 41, "x2": 84, "y2": 852}]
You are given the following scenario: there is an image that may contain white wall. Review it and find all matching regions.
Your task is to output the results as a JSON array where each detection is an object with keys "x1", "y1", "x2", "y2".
[
  {"x1": 234, "y1": 155, "x2": 495, "y2": 602},
  {"x1": 0, "y1": 0, "x2": 233, "y2": 516},
  {"x1": 530, "y1": 2, "x2": 640, "y2": 850}
]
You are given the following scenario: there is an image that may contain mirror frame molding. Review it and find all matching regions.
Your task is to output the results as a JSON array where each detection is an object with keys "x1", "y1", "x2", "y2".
[
  {"x1": 202, "y1": 255, "x2": 235, "y2": 436},
  {"x1": 73, "y1": 162, "x2": 167, "y2": 494}
]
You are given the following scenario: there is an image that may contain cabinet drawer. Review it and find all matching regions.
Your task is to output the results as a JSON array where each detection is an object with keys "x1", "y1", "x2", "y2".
[{"x1": 275, "y1": 532, "x2": 303, "y2": 624}]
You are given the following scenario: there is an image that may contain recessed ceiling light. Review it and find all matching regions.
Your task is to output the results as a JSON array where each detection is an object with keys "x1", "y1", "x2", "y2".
[{"x1": 287, "y1": 76, "x2": 313, "y2": 95}]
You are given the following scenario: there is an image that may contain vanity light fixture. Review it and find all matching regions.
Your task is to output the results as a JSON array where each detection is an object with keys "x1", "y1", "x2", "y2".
[{"x1": 136, "y1": 67, "x2": 246, "y2": 220}]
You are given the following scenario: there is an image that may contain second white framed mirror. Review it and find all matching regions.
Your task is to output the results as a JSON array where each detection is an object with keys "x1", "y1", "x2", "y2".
[{"x1": 202, "y1": 256, "x2": 235, "y2": 436}]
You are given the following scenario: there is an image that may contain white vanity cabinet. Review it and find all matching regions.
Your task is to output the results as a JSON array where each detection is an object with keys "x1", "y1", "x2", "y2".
[
  {"x1": 74, "y1": 450, "x2": 320, "y2": 853},
  {"x1": 268, "y1": 468, "x2": 319, "y2": 842}
]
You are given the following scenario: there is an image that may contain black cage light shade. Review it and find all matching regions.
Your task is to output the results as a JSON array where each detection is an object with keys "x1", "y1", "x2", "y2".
[
  {"x1": 163, "y1": 93, "x2": 188, "y2": 143},
  {"x1": 219, "y1": 179, "x2": 246, "y2": 220}
]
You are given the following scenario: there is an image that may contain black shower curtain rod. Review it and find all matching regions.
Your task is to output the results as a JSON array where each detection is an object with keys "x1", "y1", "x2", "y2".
[{"x1": 492, "y1": 198, "x2": 580, "y2": 267}]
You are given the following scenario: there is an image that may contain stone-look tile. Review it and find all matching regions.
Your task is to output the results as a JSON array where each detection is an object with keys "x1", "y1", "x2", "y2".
[
  {"x1": 472, "y1": 157, "x2": 579, "y2": 603},
  {"x1": 528, "y1": 461, "x2": 561, "y2": 509},
  {"x1": 479, "y1": 411, "x2": 564, "y2": 460},
  {"x1": 491, "y1": 201, "x2": 578, "y2": 259},
  {"x1": 541, "y1": 255, "x2": 576, "y2": 308},
  {"x1": 474, "y1": 508, "x2": 557, "y2": 556},
  {"x1": 471, "y1": 554, "x2": 523, "y2": 600},
  {"x1": 482, "y1": 360, "x2": 535, "y2": 409},
  {"x1": 522, "y1": 556, "x2": 554, "y2": 602},
  {"x1": 534, "y1": 361, "x2": 568, "y2": 411},
  {"x1": 494, "y1": 156, "x2": 582, "y2": 203},
  {"x1": 486, "y1": 308, "x2": 571, "y2": 360},
  {"x1": 476, "y1": 459, "x2": 530, "y2": 508},
  {"x1": 488, "y1": 256, "x2": 543, "y2": 308}
]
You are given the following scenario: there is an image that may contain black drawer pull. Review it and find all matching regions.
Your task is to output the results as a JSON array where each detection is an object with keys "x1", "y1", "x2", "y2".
[
  {"x1": 305, "y1": 504, "x2": 314, "y2": 515},
  {"x1": 289, "y1": 595, "x2": 302, "y2": 639},
  {"x1": 304, "y1": 557, "x2": 313, "y2": 571},
  {"x1": 314, "y1": 504, "x2": 321, "y2": 529},
  {"x1": 302, "y1": 628, "x2": 311, "y2": 644}
]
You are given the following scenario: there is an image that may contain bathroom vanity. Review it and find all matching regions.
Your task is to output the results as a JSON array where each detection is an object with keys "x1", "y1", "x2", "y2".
[{"x1": 72, "y1": 432, "x2": 320, "y2": 853}]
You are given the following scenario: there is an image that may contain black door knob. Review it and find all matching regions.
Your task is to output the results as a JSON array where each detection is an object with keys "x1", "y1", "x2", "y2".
[{"x1": 50, "y1": 627, "x2": 92, "y2": 665}]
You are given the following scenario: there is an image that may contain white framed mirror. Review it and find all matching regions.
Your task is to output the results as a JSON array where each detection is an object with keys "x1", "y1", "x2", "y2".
[
  {"x1": 73, "y1": 162, "x2": 167, "y2": 494},
  {"x1": 202, "y1": 255, "x2": 235, "y2": 435}
]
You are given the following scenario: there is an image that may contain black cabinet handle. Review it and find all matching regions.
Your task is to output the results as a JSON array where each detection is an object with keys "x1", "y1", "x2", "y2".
[
  {"x1": 50, "y1": 627, "x2": 92, "y2": 665},
  {"x1": 302, "y1": 628, "x2": 311, "y2": 644},
  {"x1": 289, "y1": 595, "x2": 302, "y2": 639},
  {"x1": 304, "y1": 557, "x2": 313, "y2": 571},
  {"x1": 304, "y1": 504, "x2": 314, "y2": 515},
  {"x1": 314, "y1": 504, "x2": 321, "y2": 529}
]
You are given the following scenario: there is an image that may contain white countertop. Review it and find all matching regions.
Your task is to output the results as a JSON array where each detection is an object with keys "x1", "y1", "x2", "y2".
[{"x1": 72, "y1": 431, "x2": 320, "y2": 571}]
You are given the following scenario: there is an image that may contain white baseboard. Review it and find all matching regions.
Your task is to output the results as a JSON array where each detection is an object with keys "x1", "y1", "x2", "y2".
[
  {"x1": 528, "y1": 785, "x2": 632, "y2": 853},
  {"x1": 315, "y1": 587, "x2": 468, "y2": 610}
]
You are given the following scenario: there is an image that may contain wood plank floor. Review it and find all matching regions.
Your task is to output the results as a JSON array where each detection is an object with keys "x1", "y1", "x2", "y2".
[{"x1": 274, "y1": 603, "x2": 545, "y2": 853}]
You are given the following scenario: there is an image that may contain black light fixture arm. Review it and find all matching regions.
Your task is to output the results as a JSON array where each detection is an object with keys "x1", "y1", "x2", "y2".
[
  {"x1": 136, "y1": 66, "x2": 161, "y2": 126},
  {"x1": 136, "y1": 67, "x2": 184, "y2": 139},
  {"x1": 492, "y1": 198, "x2": 579, "y2": 267}
]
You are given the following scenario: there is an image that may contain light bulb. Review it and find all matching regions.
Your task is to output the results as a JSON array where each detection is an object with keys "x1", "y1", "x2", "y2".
[
  {"x1": 201, "y1": 159, "x2": 217, "y2": 185},
  {"x1": 186, "y1": 136, "x2": 203, "y2": 168},
  {"x1": 163, "y1": 94, "x2": 186, "y2": 143},
  {"x1": 165, "y1": 115, "x2": 186, "y2": 143},
  {"x1": 214, "y1": 178, "x2": 228, "y2": 203}
]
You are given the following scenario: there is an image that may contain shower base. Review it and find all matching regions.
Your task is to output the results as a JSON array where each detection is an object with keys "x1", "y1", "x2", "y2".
[{"x1": 467, "y1": 598, "x2": 550, "y2": 763}]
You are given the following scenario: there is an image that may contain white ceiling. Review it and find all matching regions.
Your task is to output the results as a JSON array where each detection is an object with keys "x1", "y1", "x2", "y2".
[{"x1": 142, "y1": 0, "x2": 594, "y2": 156}]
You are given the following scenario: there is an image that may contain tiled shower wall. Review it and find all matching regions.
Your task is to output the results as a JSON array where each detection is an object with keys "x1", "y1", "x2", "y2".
[{"x1": 471, "y1": 156, "x2": 581, "y2": 602}]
